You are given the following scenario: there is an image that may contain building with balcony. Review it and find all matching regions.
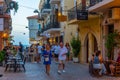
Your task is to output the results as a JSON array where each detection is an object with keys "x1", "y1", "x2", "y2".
[
  {"x1": 0, "y1": 0, "x2": 12, "y2": 50},
  {"x1": 88, "y1": 0, "x2": 120, "y2": 60},
  {"x1": 38, "y1": 0, "x2": 64, "y2": 44},
  {"x1": 37, "y1": 0, "x2": 120, "y2": 63},
  {"x1": 27, "y1": 15, "x2": 41, "y2": 44},
  {"x1": 67, "y1": 0, "x2": 120, "y2": 63},
  {"x1": 67, "y1": 0, "x2": 102, "y2": 63}
]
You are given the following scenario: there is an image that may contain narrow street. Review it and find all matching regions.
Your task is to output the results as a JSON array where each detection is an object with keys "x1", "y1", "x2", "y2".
[{"x1": 0, "y1": 60, "x2": 120, "y2": 80}]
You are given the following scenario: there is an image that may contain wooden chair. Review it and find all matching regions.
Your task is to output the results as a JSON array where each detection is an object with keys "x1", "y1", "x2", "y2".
[
  {"x1": 16, "y1": 56, "x2": 26, "y2": 72},
  {"x1": 89, "y1": 61, "x2": 101, "y2": 77},
  {"x1": 114, "y1": 62, "x2": 120, "y2": 76},
  {"x1": 5, "y1": 56, "x2": 15, "y2": 71}
]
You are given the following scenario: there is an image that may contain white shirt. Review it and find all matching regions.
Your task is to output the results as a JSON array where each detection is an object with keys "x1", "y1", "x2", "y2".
[
  {"x1": 58, "y1": 46, "x2": 68, "y2": 60},
  {"x1": 37, "y1": 46, "x2": 42, "y2": 54}
]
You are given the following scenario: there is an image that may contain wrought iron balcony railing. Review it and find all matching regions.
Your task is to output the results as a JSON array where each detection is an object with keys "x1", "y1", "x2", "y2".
[
  {"x1": 41, "y1": 0, "x2": 51, "y2": 13},
  {"x1": 42, "y1": 22, "x2": 60, "y2": 32},
  {"x1": 68, "y1": 3, "x2": 88, "y2": 21},
  {"x1": 89, "y1": 0, "x2": 103, "y2": 7}
]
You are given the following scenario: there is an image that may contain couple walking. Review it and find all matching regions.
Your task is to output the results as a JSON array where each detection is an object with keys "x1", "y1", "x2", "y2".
[{"x1": 43, "y1": 42, "x2": 68, "y2": 75}]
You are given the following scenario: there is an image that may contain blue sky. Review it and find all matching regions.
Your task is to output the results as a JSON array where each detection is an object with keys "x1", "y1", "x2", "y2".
[{"x1": 11, "y1": 0, "x2": 40, "y2": 46}]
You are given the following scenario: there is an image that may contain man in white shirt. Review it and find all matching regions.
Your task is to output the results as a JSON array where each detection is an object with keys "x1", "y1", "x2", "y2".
[{"x1": 58, "y1": 42, "x2": 68, "y2": 74}]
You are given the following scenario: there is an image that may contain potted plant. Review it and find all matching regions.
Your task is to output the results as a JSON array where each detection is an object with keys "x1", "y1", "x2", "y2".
[
  {"x1": 0, "y1": 50, "x2": 5, "y2": 66},
  {"x1": 70, "y1": 37, "x2": 81, "y2": 62},
  {"x1": 105, "y1": 31, "x2": 120, "y2": 60}
]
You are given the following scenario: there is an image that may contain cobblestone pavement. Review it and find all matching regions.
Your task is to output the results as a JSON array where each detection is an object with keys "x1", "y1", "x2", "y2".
[{"x1": 0, "y1": 60, "x2": 120, "y2": 80}]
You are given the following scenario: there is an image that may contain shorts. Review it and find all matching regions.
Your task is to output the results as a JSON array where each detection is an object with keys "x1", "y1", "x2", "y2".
[
  {"x1": 54, "y1": 54, "x2": 58, "y2": 58},
  {"x1": 59, "y1": 60, "x2": 66, "y2": 64}
]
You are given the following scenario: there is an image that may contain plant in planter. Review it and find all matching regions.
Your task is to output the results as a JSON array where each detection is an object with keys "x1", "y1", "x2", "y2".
[
  {"x1": 0, "y1": 50, "x2": 5, "y2": 66},
  {"x1": 5, "y1": 1, "x2": 19, "y2": 15},
  {"x1": 105, "y1": 31, "x2": 120, "y2": 60},
  {"x1": 70, "y1": 37, "x2": 81, "y2": 62}
]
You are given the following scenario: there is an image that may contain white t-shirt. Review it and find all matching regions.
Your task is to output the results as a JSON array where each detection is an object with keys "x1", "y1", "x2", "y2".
[
  {"x1": 58, "y1": 46, "x2": 68, "y2": 60},
  {"x1": 37, "y1": 46, "x2": 42, "y2": 54}
]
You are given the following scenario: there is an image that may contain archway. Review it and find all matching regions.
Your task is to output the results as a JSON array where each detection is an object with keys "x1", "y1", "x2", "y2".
[{"x1": 84, "y1": 33, "x2": 98, "y2": 63}]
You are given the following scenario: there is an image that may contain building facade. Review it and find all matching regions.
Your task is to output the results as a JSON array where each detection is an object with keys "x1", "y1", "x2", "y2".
[
  {"x1": 0, "y1": 0, "x2": 12, "y2": 50},
  {"x1": 27, "y1": 15, "x2": 41, "y2": 44},
  {"x1": 39, "y1": 0, "x2": 63, "y2": 45},
  {"x1": 37, "y1": 0, "x2": 120, "y2": 63},
  {"x1": 68, "y1": 0, "x2": 120, "y2": 63}
]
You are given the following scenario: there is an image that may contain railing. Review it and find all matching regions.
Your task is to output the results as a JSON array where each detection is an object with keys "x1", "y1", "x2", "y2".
[
  {"x1": 68, "y1": 3, "x2": 88, "y2": 21},
  {"x1": 89, "y1": 0, "x2": 103, "y2": 7},
  {"x1": 41, "y1": 0, "x2": 51, "y2": 12},
  {"x1": 42, "y1": 22, "x2": 60, "y2": 32},
  {"x1": 0, "y1": 7, "x2": 3, "y2": 15}
]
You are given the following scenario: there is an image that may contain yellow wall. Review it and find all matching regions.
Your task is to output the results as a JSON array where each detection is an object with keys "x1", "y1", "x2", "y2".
[{"x1": 78, "y1": 16, "x2": 102, "y2": 63}]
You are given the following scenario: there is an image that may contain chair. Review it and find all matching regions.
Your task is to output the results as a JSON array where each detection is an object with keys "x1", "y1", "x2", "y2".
[
  {"x1": 16, "y1": 56, "x2": 26, "y2": 72},
  {"x1": 114, "y1": 62, "x2": 120, "y2": 76},
  {"x1": 89, "y1": 61, "x2": 101, "y2": 77},
  {"x1": 4, "y1": 56, "x2": 15, "y2": 71}
]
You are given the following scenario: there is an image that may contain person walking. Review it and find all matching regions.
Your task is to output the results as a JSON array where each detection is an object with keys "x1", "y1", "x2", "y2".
[
  {"x1": 36, "y1": 43, "x2": 42, "y2": 63},
  {"x1": 19, "y1": 42, "x2": 24, "y2": 60},
  {"x1": 57, "y1": 42, "x2": 68, "y2": 74},
  {"x1": 65, "y1": 43, "x2": 71, "y2": 61},
  {"x1": 54, "y1": 43, "x2": 60, "y2": 62},
  {"x1": 43, "y1": 44, "x2": 52, "y2": 75}
]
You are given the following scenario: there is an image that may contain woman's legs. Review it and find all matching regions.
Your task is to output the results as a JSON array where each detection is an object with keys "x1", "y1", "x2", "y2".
[
  {"x1": 101, "y1": 63, "x2": 107, "y2": 74},
  {"x1": 46, "y1": 64, "x2": 50, "y2": 75},
  {"x1": 109, "y1": 64, "x2": 115, "y2": 75}
]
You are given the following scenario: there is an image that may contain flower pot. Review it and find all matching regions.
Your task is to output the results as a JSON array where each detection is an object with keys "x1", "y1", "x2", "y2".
[{"x1": 73, "y1": 57, "x2": 79, "y2": 63}]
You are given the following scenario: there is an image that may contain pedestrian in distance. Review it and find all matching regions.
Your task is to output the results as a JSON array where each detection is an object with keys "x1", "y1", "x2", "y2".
[
  {"x1": 43, "y1": 44, "x2": 52, "y2": 75},
  {"x1": 65, "y1": 42, "x2": 71, "y2": 61},
  {"x1": 54, "y1": 43, "x2": 60, "y2": 63},
  {"x1": 58, "y1": 42, "x2": 68, "y2": 74},
  {"x1": 36, "y1": 43, "x2": 42, "y2": 63}
]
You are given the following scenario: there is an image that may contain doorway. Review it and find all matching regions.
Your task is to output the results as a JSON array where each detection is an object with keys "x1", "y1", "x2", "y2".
[{"x1": 85, "y1": 33, "x2": 98, "y2": 63}]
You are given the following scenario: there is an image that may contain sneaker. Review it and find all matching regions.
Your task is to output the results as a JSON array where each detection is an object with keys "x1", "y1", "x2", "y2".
[
  {"x1": 57, "y1": 70, "x2": 61, "y2": 75},
  {"x1": 62, "y1": 70, "x2": 66, "y2": 73}
]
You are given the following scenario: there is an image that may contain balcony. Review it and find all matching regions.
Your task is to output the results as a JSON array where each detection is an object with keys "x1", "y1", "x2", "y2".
[
  {"x1": 0, "y1": 7, "x2": 3, "y2": 15},
  {"x1": 89, "y1": 0, "x2": 120, "y2": 12},
  {"x1": 41, "y1": 1, "x2": 51, "y2": 14},
  {"x1": 68, "y1": 3, "x2": 88, "y2": 24},
  {"x1": 43, "y1": 22, "x2": 60, "y2": 34},
  {"x1": 50, "y1": 0, "x2": 61, "y2": 4}
]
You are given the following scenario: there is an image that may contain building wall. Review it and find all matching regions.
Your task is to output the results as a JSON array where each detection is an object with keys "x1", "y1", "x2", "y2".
[
  {"x1": 78, "y1": 16, "x2": 101, "y2": 63},
  {"x1": 28, "y1": 18, "x2": 40, "y2": 44},
  {"x1": 62, "y1": 0, "x2": 78, "y2": 44}
]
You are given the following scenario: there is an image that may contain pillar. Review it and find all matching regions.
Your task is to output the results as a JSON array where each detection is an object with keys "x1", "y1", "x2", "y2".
[{"x1": 88, "y1": 33, "x2": 94, "y2": 59}]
